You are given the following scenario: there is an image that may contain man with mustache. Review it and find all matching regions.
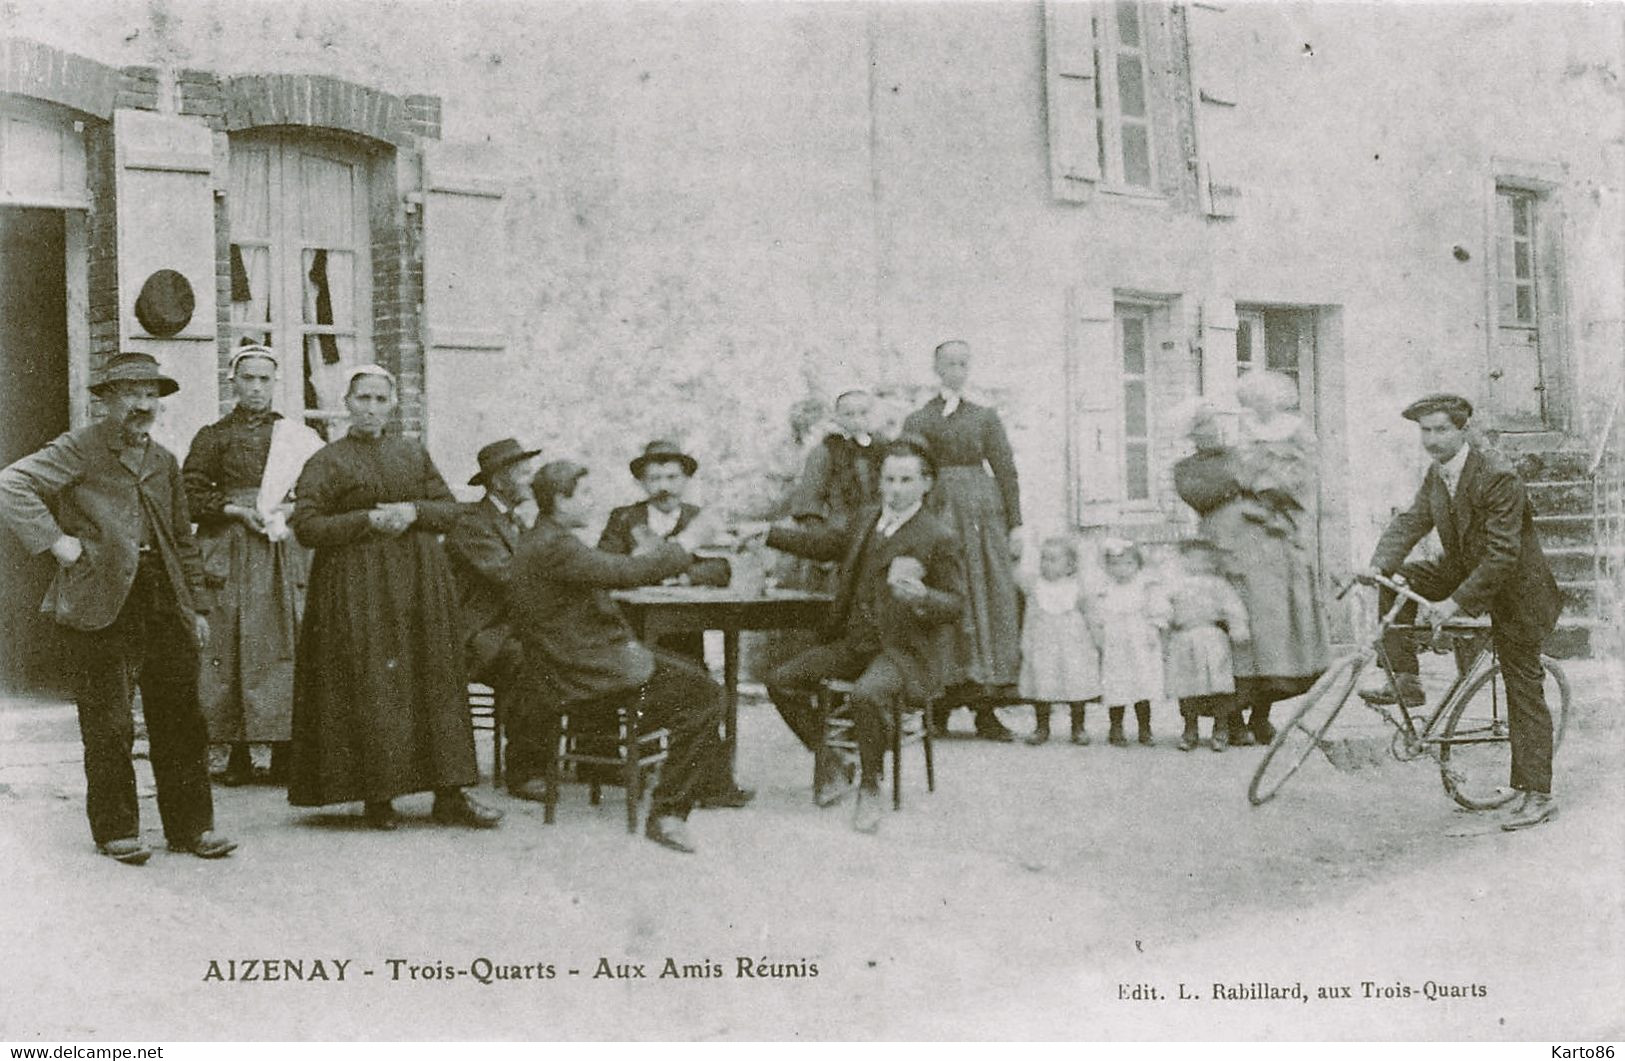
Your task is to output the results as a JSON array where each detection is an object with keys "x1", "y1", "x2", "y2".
[{"x1": 0, "y1": 352, "x2": 236, "y2": 865}]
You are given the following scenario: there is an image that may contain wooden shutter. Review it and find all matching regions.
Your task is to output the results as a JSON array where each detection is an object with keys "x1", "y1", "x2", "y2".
[
  {"x1": 421, "y1": 141, "x2": 510, "y2": 497},
  {"x1": 1045, "y1": 0, "x2": 1102, "y2": 203},
  {"x1": 1068, "y1": 286, "x2": 1122, "y2": 524},
  {"x1": 1188, "y1": 2, "x2": 1242, "y2": 218},
  {"x1": 1199, "y1": 297, "x2": 1239, "y2": 406},
  {"x1": 114, "y1": 110, "x2": 219, "y2": 455}
]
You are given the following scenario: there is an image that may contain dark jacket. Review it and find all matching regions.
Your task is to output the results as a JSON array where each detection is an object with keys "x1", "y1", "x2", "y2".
[
  {"x1": 787, "y1": 433, "x2": 878, "y2": 526},
  {"x1": 768, "y1": 505, "x2": 964, "y2": 701},
  {"x1": 1370, "y1": 444, "x2": 1562, "y2": 638},
  {"x1": 597, "y1": 500, "x2": 729, "y2": 587},
  {"x1": 445, "y1": 495, "x2": 526, "y2": 680},
  {"x1": 511, "y1": 517, "x2": 693, "y2": 704},
  {"x1": 0, "y1": 418, "x2": 206, "y2": 631}
]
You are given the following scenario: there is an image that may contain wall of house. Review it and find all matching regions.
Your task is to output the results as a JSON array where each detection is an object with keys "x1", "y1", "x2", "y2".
[{"x1": 6, "y1": 0, "x2": 1621, "y2": 560}]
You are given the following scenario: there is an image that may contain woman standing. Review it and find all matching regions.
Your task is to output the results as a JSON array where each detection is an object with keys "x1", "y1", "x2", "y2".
[
  {"x1": 289, "y1": 365, "x2": 501, "y2": 830},
  {"x1": 903, "y1": 340, "x2": 1023, "y2": 740},
  {"x1": 1172, "y1": 380, "x2": 1328, "y2": 745}
]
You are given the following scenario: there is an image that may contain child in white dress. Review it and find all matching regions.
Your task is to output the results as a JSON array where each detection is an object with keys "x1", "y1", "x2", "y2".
[
  {"x1": 1017, "y1": 536, "x2": 1101, "y2": 745},
  {"x1": 1091, "y1": 539, "x2": 1167, "y2": 747}
]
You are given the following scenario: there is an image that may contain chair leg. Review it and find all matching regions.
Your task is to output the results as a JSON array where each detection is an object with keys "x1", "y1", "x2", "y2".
[
  {"x1": 543, "y1": 713, "x2": 561, "y2": 826},
  {"x1": 812, "y1": 685, "x2": 831, "y2": 805},
  {"x1": 623, "y1": 708, "x2": 641, "y2": 835},
  {"x1": 492, "y1": 700, "x2": 505, "y2": 790},
  {"x1": 923, "y1": 700, "x2": 937, "y2": 793},
  {"x1": 891, "y1": 698, "x2": 904, "y2": 811}
]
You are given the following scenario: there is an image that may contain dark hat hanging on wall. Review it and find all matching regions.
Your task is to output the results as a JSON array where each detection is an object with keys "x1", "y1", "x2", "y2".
[{"x1": 133, "y1": 269, "x2": 195, "y2": 338}]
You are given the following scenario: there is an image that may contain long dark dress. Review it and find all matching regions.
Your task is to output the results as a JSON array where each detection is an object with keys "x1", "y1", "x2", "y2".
[
  {"x1": 901, "y1": 397, "x2": 1022, "y2": 688},
  {"x1": 287, "y1": 432, "x2": 476, "y2": 806},
  {"x1": 182, "y1": 407, "x2": 309, "y2": 744}
]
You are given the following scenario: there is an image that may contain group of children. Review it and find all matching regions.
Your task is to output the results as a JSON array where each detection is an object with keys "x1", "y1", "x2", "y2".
[{"x1": 1017, "y1": 534, "x2": 1252, "y2": 753}]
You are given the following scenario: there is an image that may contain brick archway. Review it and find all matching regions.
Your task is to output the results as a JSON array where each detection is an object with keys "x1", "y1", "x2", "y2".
[{"x1": 217, "y1": 74, "x2": 440, "y2": 146}]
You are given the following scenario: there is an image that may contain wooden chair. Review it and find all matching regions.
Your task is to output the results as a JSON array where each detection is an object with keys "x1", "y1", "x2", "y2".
[
  {"x1": 813, "y1": 679, "x2": 936, "y2": 810},
  {"x1": 542, "y1": 704, "x2": 670, "y2": 833},
  {"x1": 467, "y1": 682, "x2": 503, "y2": 787}
]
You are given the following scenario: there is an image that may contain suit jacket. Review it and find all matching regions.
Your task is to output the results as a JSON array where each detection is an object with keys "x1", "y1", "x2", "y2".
[
  {"x1": 511, "y1": 517, "x2": 694, "y2": 704},
  {"x1": 446, "y1": 495, "x2": 526, "y2": 679},
  {"x1": 787, "y1": 433, "x2": 878, "y2": 526},
  {"x1": 597, "y1": 500, "x2": 730, "y2": 587},
  {"x1": 1370, "y1": 444, "x2": 1562, "y2": 638},
  {"x1": 0, "y1": 418, "x2": 206, "y2": 631},
  {"x1": 769, "y1": 505, "x2": 964, "y2": 701}
]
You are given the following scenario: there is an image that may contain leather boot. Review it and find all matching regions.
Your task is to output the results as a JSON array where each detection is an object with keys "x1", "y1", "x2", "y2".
[
  {"x1": 1177, "y1": 717, "x2": 1200, "y2": 752},
  {"x1": 1134, "y1": 702, "x2": 1153, "y2": 746},
  {"x1": 1069, "y1": 703, "x2": 1090, "y2": 745},
  {"x1": 974, "y1": 706, "x2": 1015, "y2": 742},
  {"x1": 1025, "y1": 704, "x2": 1052, "y2": 746},
  {"x1": 1108, "y1": 706, "x2": 1128, "y2": 747},
  {"x1": 1360, "y1": 673, "x2": 1425, "y2": 708}
]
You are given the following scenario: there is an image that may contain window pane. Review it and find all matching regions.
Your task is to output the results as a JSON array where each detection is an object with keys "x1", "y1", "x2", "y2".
[
  {"x1": 1124, "y1": 379, "x2": 1147, "y2": 436},
  {"x1": 1265, "y1": 318, "x2": 1299, "y2": 375},
  {"x1": 1512, "y1": 196, "x2": 1530, "y2": 237},
  {"x1": 229, "y1": 145, "x2": 272, "y2": 239},
  {"x1": 304, "y1": 332, "x2": 358, "y2": 427},
  {"x1": 298, "y1": 154, "x2": 358, "y2": 248},
  {"x1": 1116, "y1": 1, "x2": 1142, "y2": 47},
  {"x1": 1117, "y1": 55, "x2": 1146, "y2": 117},
  {"x1": 1514, "y1": 241, "x2": 1531, "y2": 280},
  {"x1": 1121, "y1": 124, "x2": 1152, "y2": 187},
  {"x1": 1235, "y1": 319, "x2": 1254, "y2": 365},
  {"x1": 1121, "y1": 316, "x2": 1146, "y2": 374},
  {"x1": 1497, "y1": 283, "x2": 1518, "y2": 323},
  {"x1": 229, "y1": 244, "x2": 272, "y2": 327},
  {"x1": 1516, "y1": 286, "x2": 1533, "y2": 322},
  {"x1": 302, "y1": 248, "x2": 356, "y2": 328},
  {"x1": 1125, "y1": 442, "x2": 1150, "y2": 500}
]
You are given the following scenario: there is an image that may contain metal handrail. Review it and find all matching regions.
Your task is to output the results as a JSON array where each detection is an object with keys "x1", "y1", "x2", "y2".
[
  {"x1": 1588, "y1": 381, "x2": 1625, "y2": 479},
  {"x1": 1590, "y1": 380, "x2": 1625, "y2": 627}
]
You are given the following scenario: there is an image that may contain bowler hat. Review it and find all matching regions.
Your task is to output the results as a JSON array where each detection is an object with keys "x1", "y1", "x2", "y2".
[
  {"x1": 1402, "y1": 393, "x2": 1474, "y2": 423},
  {"x1": 534, "y1": 460, "x2": 589, "y2": 499},
  {"x1": 629, "y1": 439, "x2": 698, "y2": 479},
  {"x1": 90, "y1": 352, "x2": 179, "y2": 398},
  {"x1": 469, "y1": 437, "x2": 543, "y2": 487}
]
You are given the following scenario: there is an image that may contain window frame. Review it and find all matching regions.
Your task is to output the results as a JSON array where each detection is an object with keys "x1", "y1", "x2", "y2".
[
  {"x1": 1094, "y1": 0, "x2": 1160, "y2": 196},
  {"x1": 1115, "y1": 299, "x2": 1160, "y2": 507},
  {"x1": 226, "y1": 129, "x2": 377, "y2": 432}
]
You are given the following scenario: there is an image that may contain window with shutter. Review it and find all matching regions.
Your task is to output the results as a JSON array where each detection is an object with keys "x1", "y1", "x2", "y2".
[
  {"x1": 1046, "y1": 1, "x2": 1165, "y2": 200},
  {"x1": 1187, "y1": 1, "x2": 1243, "y2": 216},
  {"x1": 227, "y1": 130, "x2": 374, "y2": 437},
  {"x1": 115, "y1": 109, "x2": 218, "y2": 454},
  {"x1": 421, "y1": 141, "x2": 510, "y2": 493},
  {"x1": 1067, "y1": 287, "x2": 1122, "y2": 523}
]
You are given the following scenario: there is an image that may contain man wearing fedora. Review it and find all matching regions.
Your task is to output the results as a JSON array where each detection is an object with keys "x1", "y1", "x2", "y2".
[
  {"x1": 447, "y1": 437, "x2": 547, "y2": 798},
  {"x1": 0, "y1": 352, "x2": 237, "y2": 864},
  {"x1": 599, "y1": 440, "x2": 731, "y2": 662},
  {"x1": 1359, "y1": 393, "x2": 1563, "y2": 831}
]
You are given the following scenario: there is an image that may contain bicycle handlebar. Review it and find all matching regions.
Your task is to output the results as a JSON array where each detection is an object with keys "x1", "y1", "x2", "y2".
[{"x1": 1334, "y1": 571, "x2": 1435, "y2": 609}]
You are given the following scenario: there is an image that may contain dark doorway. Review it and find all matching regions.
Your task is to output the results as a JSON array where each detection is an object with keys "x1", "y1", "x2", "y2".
[{"x1": 0, "y1": 207, "x2": 72, "y2": 696}]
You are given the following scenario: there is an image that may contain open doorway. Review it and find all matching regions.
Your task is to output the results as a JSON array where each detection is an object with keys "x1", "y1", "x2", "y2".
[{"x1": 0, "y1": 207, "x2": 72, "y2": 695}]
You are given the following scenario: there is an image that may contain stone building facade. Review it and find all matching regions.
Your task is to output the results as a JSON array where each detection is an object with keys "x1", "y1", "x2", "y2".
[{"x1": 1, "y1": 1, "x2": 1621, "y2": 686}]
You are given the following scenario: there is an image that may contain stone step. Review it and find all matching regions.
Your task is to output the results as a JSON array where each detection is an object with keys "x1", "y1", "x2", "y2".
[
  {"x1": 1511, "y1": 449, "x2": 1594, "y2": 481},
  {"x1": 1527, "y1": 479, "x2": 1596, "y2": 516},
  {"x1": 1545, "y1": 617, "x2": 1609, "y2": 659},
  {"x1": 1558, "y1": 580, "x2": 1598, "y2": 612},
  {"x1": 1534, "y1": 514, "x2": 1596, "y2": 548},
  {"x1": 1544, "y1": 544, "x2": 1615, "y2": 581}
]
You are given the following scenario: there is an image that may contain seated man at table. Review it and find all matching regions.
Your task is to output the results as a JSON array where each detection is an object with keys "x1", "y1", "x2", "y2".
[
  {"x1": 598, "y1": 439, "x2": 731, "y2": 663},
  {"x1": 510, "y1": 461, "x2": 751, "y2": 853},
  {"x1": 762, "y1": 436, "x2": 964, "y2": 834}
]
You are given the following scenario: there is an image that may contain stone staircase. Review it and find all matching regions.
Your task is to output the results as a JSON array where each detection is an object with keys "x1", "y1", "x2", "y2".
[{"x1": 1516, "y1": 447, "x2": 1617, "y2": 658}]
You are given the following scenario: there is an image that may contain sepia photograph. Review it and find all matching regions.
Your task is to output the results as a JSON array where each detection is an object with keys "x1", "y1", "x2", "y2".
[{"x1": 0, "y1": 0, "x2": 1620, "y2": 1043}]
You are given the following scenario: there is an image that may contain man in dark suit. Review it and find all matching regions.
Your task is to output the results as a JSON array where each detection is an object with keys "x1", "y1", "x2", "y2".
[
  {"x1": 509, "y1": 461, "x2": 742, "y2": 853},
  {"x1": 446, "y1": 437, "x2": 545, "y2": 798},
  {"x1": 0, "y1": 352, "x2": 237, "y2": 865},
  {"x1": 597, "y1": 439, "x2": 730, "y2": 662},
  {"x1": 763, "y1": 436, "x2": 965, "y2": 834},
  {"x1": 1360, "y1": 393, "x2": 1563, "y2": 831}
]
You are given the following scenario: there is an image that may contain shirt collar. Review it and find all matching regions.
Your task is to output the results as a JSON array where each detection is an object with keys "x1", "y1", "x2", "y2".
[
  {"x1": 876, "y1": 501, "x2": 922, "y2": 537},
  {"x1": 1435, "y1": 443, "x2": 1470, "y2": 492},
  {"x1": 645, "y1": 503, "x2": 682, "y2": 537},
  {"x1": 939, "y1": 390, "x2": 962, "y2": 417}
]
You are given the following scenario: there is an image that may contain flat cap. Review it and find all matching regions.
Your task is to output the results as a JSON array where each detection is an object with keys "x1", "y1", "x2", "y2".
[
  {"x1": 1401, "y1": 393, "x2": 1473, "y2": 422},
  {"x1": 534, "y1": 459, "x2": 588, "y2": 497}
]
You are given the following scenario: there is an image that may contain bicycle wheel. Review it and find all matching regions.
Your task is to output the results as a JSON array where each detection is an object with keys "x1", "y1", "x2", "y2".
[
  {"x1": 1437, "y1": 655, "x2": 1571, "y2": 811},
  {"x1": 1248, "y1": 654, "x2": 1366, "y2": 806}
]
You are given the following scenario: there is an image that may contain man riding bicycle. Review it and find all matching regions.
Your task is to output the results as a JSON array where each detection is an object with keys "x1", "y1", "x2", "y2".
[{"x1": 1357, "y1": 393, "x2": 1563, "y2": 831}]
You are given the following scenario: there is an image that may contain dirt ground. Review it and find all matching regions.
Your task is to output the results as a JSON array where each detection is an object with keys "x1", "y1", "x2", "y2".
[{"x1": 2, "y1": 657, "x2": 1621, "y2": 1041}]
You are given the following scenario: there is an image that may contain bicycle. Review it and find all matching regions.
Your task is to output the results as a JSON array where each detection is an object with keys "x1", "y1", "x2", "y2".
[{"x1": 1247, "y1": 571, "x2": 1570, "y2": 809}]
